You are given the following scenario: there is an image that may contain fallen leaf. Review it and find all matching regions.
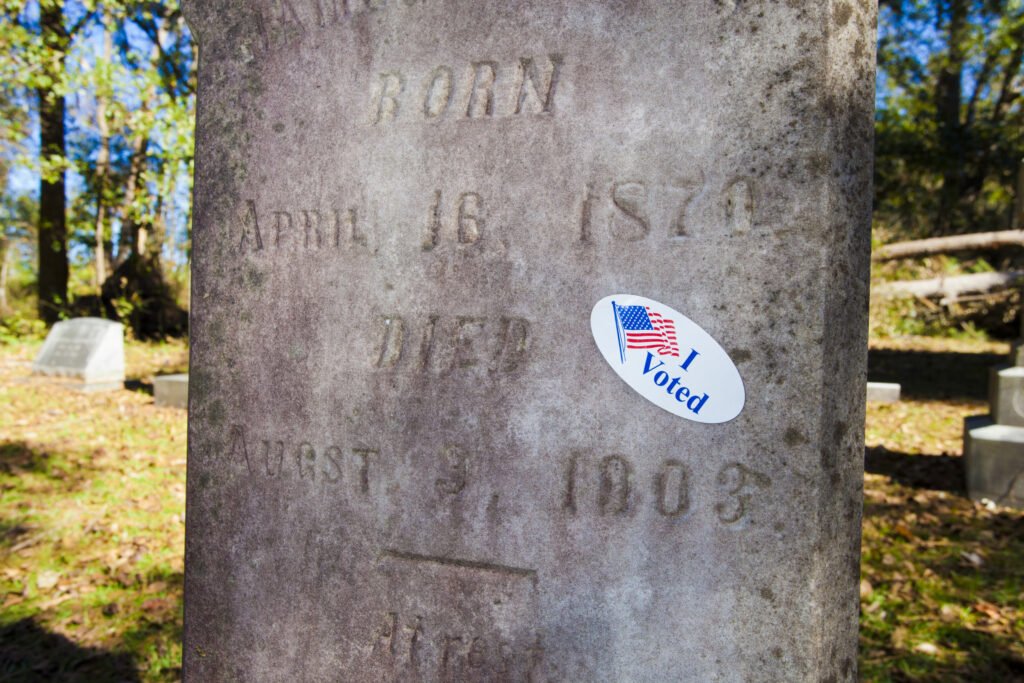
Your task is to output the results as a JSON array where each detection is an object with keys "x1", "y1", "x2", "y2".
[
  {"x1": 860, "y1": 579, "x2": 873, "y2": 599},
  {"x1": 36, "y1": 570, "x2": 60, "y2": 591},
  {"x1": 972, "y1": 601, "x2": 1002, "y2": 620},
  {"x1": 914, "y1": 642, "x2": 940, "y2": 656},
  {"x1": 939, "y1": 604, "x2": 959, "y2": 623},
  {"x1": 960, "y1": 551, "x2": 984, "y2": 568}
]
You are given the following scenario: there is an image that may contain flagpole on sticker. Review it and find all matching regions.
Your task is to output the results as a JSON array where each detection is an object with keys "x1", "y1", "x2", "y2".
[{"x1": 612, "y1": 301, "x2": 626, "y2": 364}]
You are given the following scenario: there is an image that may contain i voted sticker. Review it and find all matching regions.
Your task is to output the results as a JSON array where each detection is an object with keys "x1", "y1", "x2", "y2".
[{"x1": 590, "y1": 295, "x2": 745, "y2": 423}]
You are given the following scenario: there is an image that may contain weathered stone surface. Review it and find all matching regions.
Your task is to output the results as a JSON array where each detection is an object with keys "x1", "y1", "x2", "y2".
[
  {"x1": 32, "y1": 318, "x2": 125, "y2": 391},
  {"x1": 963, "y1": 416, "x2": 1024, "y2": 509},
  {"x1": 867, "y1": 381, "x2": 900, "y2": 403},
  {"x1": 181, "y1": 1, "x2": 876, "y2": 680},
  {"x1": 154, "y1": 374, "x2": 189, "y2": 409},
  {"x1": 988, "y1": 366, "x2": 1024, "y2": 428}
]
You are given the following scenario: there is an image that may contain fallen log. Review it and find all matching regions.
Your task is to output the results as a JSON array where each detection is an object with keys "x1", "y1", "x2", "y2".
[
  {"x1": 874, "y1": 270, "x2": 1024, "y2": 304},
  {"x1": 873, "y1": 229, "x2": 1024, "y2": 261}
]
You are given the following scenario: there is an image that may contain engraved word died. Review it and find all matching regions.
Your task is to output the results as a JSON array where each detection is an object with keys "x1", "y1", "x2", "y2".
[{"x1": 590, "y1": 295, "x2": 745, "y2": 423}]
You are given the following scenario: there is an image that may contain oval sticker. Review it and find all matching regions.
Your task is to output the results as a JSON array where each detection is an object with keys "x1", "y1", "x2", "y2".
[{"x1": 590, "y1": 295, "x2": 745, "y2": 423}]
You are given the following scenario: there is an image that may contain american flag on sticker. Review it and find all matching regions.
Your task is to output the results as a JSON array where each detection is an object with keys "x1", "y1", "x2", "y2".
[{"x1": 612, "y1": 302, "x2": 680, "y2": 363}]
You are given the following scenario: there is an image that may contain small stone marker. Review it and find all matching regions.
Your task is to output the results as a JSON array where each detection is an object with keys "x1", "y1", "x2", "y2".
[
  {"x1": 181, "y1": 2, "x2": 876, "y2": 680},
  {"x1": 867, "y1": 381, "x2": 901, "y2": 403},
  {"x1": 964, "y1": 328, "x2": 1024, "y2": 508},
  {"x1": 154, "y1": 374, "x2": 189, "y2": 409},
  {"x1": 32, "y1": 317, "x2": 125, "y2": 391}
]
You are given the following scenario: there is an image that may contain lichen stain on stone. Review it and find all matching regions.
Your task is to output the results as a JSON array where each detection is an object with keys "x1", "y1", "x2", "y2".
[
  {"x1": 784, "y1": 427, "x2": 808, "y2": 447},
  {"x1": 833, "y1": 1, "x2": 853, "y2": 28}
]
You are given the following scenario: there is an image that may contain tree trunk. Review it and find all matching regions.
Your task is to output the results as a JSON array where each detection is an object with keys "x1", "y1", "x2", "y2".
[
  {"x1": 0, "y1": 235, "x2": 10, "y2": 314},
  {"x1": 873, "y1": 229, "x2": 1024, "y2": 260},
  {"x1": 934, "y1": 0, "x2": 968, "y2": 235},
  {"x1": 1013, "y1": 159, "x2": 1024, "y2": 230},
  {"x1": 875, "y1": 271, "x2": 1024, "y2": 303},
  {"x1": 93, "y1": 17, "x2": 112, "y2": 292},
  {"x1": 37, "y1": 1, "x2": 68, "y2": 324},
  {"x1": 113, "y1": 132, "x2": 150, "y2": 268}
]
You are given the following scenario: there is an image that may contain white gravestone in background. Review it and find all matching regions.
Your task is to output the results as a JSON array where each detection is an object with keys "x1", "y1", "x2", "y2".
[{"x1": 32, "y1": 318, "x2": 125, "y2": 391}]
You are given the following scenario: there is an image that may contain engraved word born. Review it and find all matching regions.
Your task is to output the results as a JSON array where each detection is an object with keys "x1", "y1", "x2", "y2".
[{"x1": 373, "y1": 55, "x2": 564, "y2": 124}]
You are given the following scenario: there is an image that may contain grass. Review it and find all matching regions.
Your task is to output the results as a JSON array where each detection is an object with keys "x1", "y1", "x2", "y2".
[
  {"x1": 0, "y1": 339, "x2": 187, "y2": 682},
  {"x1": 1, "y1": 336, "x2": 1023, "y2": 681}
]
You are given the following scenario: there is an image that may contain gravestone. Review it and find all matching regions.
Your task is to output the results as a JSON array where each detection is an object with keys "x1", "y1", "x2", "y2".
[
  {"x1": 181, "y1": 1, "x2": 876, "y2": 680},
  {"x1": 154, "y1": 374, "x2": 189, "y2": 409},
  {"x1": 963, "y1": 312, "x2": 1024, "y2": 509},
  {"x1": 867, "y1": 381, "x2": 900, "y2": 403},
  {"x1": 32, "y1": 318, "x2": 125, "y2": 391}
]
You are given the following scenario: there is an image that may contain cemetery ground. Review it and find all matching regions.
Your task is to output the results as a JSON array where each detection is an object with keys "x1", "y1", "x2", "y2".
[{"x1": 0, "y1": 337, "x2": 1020, "y2": 682}]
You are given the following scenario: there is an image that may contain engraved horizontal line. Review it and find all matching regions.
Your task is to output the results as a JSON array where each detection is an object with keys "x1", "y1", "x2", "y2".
[{"x1": 381, "y1": 549, "x2": 537, "y2": 580}]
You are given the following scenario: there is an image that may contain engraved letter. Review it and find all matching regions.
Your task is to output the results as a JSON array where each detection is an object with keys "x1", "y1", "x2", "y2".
[
  {"x1": 579, "y1": 183, "x2": 597, "y2": 243},
  {"x1": 372, "y1": 612, "x2": 399, "y2": 657},
  {"x1": 375, "y1": 316, "x2": 405, "y2": 368},
  {"x1": 313, "y1": 0, "x2": 351, "y2": 26},
  {"x1": 611, "y1": 182, "x2": 650, "y2": 241},
  {"x1": 655, "y1": 459, "x2": 690, "y2": 517},
  {"x1": 353, "y1": 448, "x2": 378, "y2": 494},
  {"x1": 277, "y1": 0, "x2": 305, "y2": 30},
  {"x1": 436, "y1": 444, "x2": 469, "y2": 495},
  {"x1": 466, "y1": 61, "x2": 498, "y2": 118},
  {"x1": 273, "y1": 210, "x2": 294, "y2": 248},
  {"x1": 258, "y1": 440, "x2": 285, "y2": 477},
  {"x1": 599, "y1": 455, "x2": 632, "y2": 515},
  {"x1": 229, "y1": 425, "x2": 253, "y2": 474},
  {"x1": 467, "y1": 637, "x2": 487, "y2": 669},
  {"x1": 725, "y1": 178, "x2": 754, "y2": 234},
  {"x1": 297, "y1": 442, "x2": 317, "y2": 480},
  {"x1": 301, "y1": 210, "x2": 323, "y2": 249},
  {"x1": 496, "y1": 317, "x2": 530, "y2": 372},
  {"x1": 375, "y1": 72, "x2": 405, "y2": 124},
  {"x1": 452, "y1": 316, "x2": 487, "y2": 369},
  {"x1": 457, "y1": 192, "x2": 484, "y2": 244},
  {"x1": 418, "y1": 315, "x2": 439, "y2": 371},
  {"x1": 670, "y1": 171, "x2": 705, "y2": 237},
  {"x1": 334, "y1": 207, "x2": 365, "y2": 247},
  {"x1": 514, "y1": 54, "x2": 563, "y2": 115},
  {"x1": 423, "y1": 66, "x2": 455, "y2": 119},
  {"x1": 715, "y1": 462, "x2": 770, "y2": 524},
  {"x1": 323, "y1": 445, "x2": 343, "y2": 482},
  {"x1": 238, "y1": 200, "x2": 263, "y2": 252},
  {"x1": 424, "y1": 190, "x2": 442, "y2": 250}
]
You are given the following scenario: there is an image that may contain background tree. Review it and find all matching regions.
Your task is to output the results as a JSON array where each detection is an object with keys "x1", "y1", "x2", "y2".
[
  {"x1": 875, "y1": 0, "x2": 1024, "y2": 238},
  {"x1": 0, "y1": 0, "x2": 195, "y2": 336}
]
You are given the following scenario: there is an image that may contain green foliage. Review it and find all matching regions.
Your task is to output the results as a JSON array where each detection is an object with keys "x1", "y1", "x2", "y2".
[
  {"x1": 0, "y1": 312, "x2": 47, "y2": 344},
  {"x1": 0, "y1": 1, "x2": 195, "y2": 337},
  {"x1": 876, "y1": 0, "x2": 1024, "y2": 238}
]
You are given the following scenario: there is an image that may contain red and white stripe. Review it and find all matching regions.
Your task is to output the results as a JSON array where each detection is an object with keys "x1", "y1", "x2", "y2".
[{"x1": 625, "y1": 307, "x2": 680, "y2": 357}]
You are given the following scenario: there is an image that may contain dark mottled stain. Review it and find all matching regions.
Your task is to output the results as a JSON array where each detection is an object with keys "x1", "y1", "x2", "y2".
[
  {"x1": 834, "y1": 1, "x2": 853, "y2": 27},
  {"x1": 784, "y1": 427, "x2": 807, "y2": 447},
  {"x1": 730, "y1": 348, "x2": 752, "y2": 363},
  {"x1": 772, "y1": 647, "x2": 784, "y2": 659},
  {"x1": 853, "y1": 37, "x2": 866, "y2": 61},
  {"x1": 759, "y1": 587, "x2": 775, "y2": 601},
  {"x1": 272, "y1": 122, "x2": 285, "y2": 133},
  {"x1": 207, "y1": 399, "x2": 225, "y2": 428}
]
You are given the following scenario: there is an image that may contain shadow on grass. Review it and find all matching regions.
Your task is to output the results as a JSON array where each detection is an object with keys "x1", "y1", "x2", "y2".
[
  {"x1": 868, "y1": 348, "x2": 1005, "y2": 401},
  {"x1": 865, "y1": 446, "x2": 965, "y2": 494},
  {"x1": 123, "y1": 380, "x2": 153, "y2": 397},
  {"x1": 0, "y1": 440, "x2": 99, "y2": 490},
  {"x1": 0, "y1": 618, "x2": 140, "y2": 682},
  {"x1": 866, "y1": 627, "x2": 1024, "y2": 682}
]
